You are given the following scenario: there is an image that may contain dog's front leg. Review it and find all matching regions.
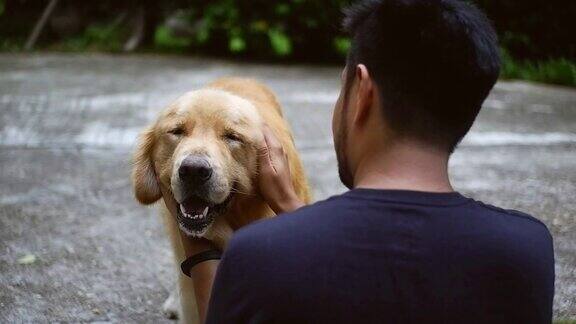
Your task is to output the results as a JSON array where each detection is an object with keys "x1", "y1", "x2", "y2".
[
  {"x1": 161, "y1": 206, "x2": 201, "y2": 323},
  {"x1": 162, "y1": 287, "x2": 181, "y2": 319}
]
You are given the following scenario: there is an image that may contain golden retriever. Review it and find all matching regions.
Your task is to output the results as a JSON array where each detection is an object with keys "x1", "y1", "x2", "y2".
[{"x1": 131, "y1": 78, "x2": 311, "y2": 322}]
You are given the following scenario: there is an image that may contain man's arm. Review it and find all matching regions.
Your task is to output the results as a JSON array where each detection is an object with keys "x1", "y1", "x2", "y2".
[{"x1": 161, "y1": 125, "x2": 304, "y2": 322}]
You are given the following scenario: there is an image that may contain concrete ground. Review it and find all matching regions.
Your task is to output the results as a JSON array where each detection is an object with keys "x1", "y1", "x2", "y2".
[{"x1": 0, "y1": 53, "x2": 575, "y2": 322}]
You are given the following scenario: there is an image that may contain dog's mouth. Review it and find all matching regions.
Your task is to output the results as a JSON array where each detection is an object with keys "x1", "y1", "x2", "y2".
[{"x1": 177, "y1": 194, "x2": 232, "y2": 237}]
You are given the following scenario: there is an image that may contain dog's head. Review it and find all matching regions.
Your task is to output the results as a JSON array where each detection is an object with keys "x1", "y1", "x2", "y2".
[{"x1": 132, "y1": 89, "x2": 263, "y2": 237}]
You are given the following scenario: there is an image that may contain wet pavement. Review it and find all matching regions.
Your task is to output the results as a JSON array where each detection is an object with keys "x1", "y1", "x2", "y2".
[{"x1": 0, "y1": 53, "x2": 575, "y2": 322}]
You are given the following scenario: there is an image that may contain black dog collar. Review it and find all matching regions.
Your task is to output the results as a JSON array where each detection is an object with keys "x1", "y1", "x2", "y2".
[{"x1": 181, "y1": 250, "x2": 222, "y2": 277}]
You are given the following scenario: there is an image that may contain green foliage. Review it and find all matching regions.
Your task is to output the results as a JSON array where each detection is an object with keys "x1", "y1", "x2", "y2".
[
  {"x1": 170, "y1": 0, "x2": 350, "y2": 60},
  {"x1": 228, "y1": 34, "x2": 246, "y2": 53},
  {"x1": 501, "y1": 49, "x2": 576, "y2": 86},
  {"x1": 268, "y1": 28, "x2": 292, "y2": 56},
  {"x1": 0, "y1": 38, "x2": 21, "y2": 51},
  {"x1": 154, "y1": 25, "x2": 191, "y2": 52},
  {"x1": 1, "y1": 0, "x2": 575, "y2": 86},
  {"x1": 475, "y1": 0, "x2": 576, "y2": 61},
  {"x1": 333, "y1": 37, "x2": 351, "y2": 57},
  {"x1": 226, "y1": 27, "x2": 245, "y2": 53},
  {"x1": 57, "y1": 22, "x2": 123, "y2": 52}
]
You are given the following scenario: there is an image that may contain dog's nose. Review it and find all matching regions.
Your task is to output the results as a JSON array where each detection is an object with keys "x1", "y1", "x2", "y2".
[{"x1": 179, "y1": 156, "x2": 213, "y2": 185}]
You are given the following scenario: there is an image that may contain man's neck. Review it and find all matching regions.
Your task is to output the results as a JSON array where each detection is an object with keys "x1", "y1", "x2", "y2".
[{"x1": 352, "y1": 140, "x2": 453, "y2": 193}]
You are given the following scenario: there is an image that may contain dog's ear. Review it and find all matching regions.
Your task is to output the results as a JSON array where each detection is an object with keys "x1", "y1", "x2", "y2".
[{"x1": 132, "y1": 127, "x2": 162, "y2": 205}]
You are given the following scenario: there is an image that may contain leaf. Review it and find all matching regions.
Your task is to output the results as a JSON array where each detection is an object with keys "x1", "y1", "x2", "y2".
[
  {"x1": 275, "y1": 4, "x2": 291, "y2": 16},
  {"x1": 229, "y1": 35, "x2": 246, "y2": 53},
  {"x1": 268, "y1": 28, "x2": 292, "y2": 57},
  {"x1": 250, "y1": 20, "x2": 268, "y2": 33},
  {"x1": 154, "y1": 25, "x2": 191, "y2": 50},
  {"x1": 18, "y1": 254, "x2": 37, "y2": 265},
  {"x1": 196, "y1": 19, "x2": 212, "y2": 44},
  {"x1": 334, "y1": 37, "x2": 351, "y2": 56}
]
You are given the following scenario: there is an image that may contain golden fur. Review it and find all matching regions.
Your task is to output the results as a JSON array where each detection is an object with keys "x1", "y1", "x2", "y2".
[{"x1": 131, "y1": 77, "x2": 311, "y2": 322}]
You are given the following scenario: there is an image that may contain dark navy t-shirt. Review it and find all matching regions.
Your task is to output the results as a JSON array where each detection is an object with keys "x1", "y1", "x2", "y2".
[{"x1": 205, "y1": 189, "x2": 555, "y2": 324}]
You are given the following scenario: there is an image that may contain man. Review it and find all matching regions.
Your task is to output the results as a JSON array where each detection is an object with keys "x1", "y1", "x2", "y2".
[{"x1": 167, "y1": 0, "x2": 555, "y2": 323}]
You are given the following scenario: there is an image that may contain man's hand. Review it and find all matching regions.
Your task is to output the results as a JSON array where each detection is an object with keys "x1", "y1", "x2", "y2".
[{"x1": 257, "y1": 125, "x2": 305, "y2": 214}]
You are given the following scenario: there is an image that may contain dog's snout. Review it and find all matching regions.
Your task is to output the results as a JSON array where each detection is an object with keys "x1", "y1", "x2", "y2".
[{"x1": 179, "y1": 156, "x2": 213, "y2": 185}]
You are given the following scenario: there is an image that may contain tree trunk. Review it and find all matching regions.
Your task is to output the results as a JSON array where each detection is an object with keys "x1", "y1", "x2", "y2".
[{"x1": 24, "y1": 0, "x2": 59, "y2": 51}]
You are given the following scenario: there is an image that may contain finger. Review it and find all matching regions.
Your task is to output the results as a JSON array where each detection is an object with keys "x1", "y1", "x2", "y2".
[
  {"x1": 256, "y1": 125, "x2": 269, "y2": 152},
  {"x1": 265, "y1": 129, "x2": 287, "y2": 160},
  {"x1": 264, "y1": 127, "x2": 288, "y2": 174},
  {"x1": 270, "y1": 144, "x2": 287, "y2": 172},
  {"x1": 264, "y1": 127, "x2": 284, "y2": 155},
  {"x1": 257, "y1": 125, "x2": 277, "y2": 174}
]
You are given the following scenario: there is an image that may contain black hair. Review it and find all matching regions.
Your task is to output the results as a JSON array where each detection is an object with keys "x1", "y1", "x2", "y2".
[{"x1": 343, "y1": 0, "x2": 501, "y2": 151}]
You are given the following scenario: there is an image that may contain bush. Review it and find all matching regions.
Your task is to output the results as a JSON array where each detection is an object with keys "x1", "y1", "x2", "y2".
[
  {"x1": 0, "y1": 0, "x2": 575, "y2": 86},
  {"x1": 54, "y1": 22, "x2": 124, "y2": 52},
  {"x1": 475, "y1": 0, "x2": 576, "y2": 61},
  {"x1": 502, "y1": 53, "x2": 576, "y2": 87},
  {"x1": 157, "y1": 0, "x2": 351, "y2": 62}
]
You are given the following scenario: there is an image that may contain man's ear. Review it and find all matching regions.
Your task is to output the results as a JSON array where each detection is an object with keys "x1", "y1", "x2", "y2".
[
  {"x1": 353, "y1": 64, "x2": 374, "y2": 125},
  {"x1": 131, "y1": 127, "x2": 162, "y2": 205}
]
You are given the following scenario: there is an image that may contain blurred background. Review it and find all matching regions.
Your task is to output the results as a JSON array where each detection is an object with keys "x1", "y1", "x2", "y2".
[
  {"x1": 1, "y1": 0, "x2": 575, "y2": 86},
  {"x1": 0, "y1": 0, "x2": 575, "y2": 323}
]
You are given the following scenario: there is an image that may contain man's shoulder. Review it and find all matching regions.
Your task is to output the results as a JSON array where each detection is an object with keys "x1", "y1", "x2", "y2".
[
  {"x1": 460, "y1": 199, "x2": 554, "y2": 254},
  {"x1": 226, "y1": 195, "x2": 346, "y2": 255},
  {"x1": 471, "y1": 199, "x2": 551, "y2": 234}
]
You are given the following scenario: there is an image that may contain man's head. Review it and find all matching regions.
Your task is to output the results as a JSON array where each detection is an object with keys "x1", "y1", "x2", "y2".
[{"x1": 333, "y1": 0, "x2": 501, "y2": 188}]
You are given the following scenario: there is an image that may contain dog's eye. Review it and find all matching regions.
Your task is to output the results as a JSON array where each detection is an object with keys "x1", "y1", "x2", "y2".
[
  {"x1": 224, "y1": 132, "x2": 242, "y2": 143},
  {"x1": 168, "y1": 127, "x2": 184, "y2": 136}
]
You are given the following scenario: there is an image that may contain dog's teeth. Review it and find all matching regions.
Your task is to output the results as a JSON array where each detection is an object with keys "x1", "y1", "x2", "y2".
[
  {"x1": 179, "y1": 205, "x2": 186, "y2": 215},
  {"x1": 202, "y1": 207, "x2": 209, "y2": 217}
]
